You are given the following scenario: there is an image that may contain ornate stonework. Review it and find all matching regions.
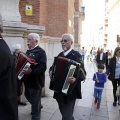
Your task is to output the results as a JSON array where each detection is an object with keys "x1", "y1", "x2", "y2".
[{"x1": 0, "y1": 0, "x2": 21, "y2": 21}]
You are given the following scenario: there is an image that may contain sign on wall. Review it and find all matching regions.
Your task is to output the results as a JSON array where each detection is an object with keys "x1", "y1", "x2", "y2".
[{"x1": 25, "y1": 4, "x2": 33, "y2": 16}]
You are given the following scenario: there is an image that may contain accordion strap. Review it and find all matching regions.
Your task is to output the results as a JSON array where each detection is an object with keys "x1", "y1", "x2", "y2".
[{"x1": 79, "y1": 68, "x2": 86, "y2": 83}]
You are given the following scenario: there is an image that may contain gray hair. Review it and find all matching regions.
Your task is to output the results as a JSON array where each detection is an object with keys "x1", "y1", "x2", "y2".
[
  {"x1": 12, "y1": 44, "x2": 21, "y2": 53},
  {"x1": 62, "y1": 33, "x2": 74, "y2": 42},
  {"x1": 28, "y1": 33, "x2": 40, "y2": 42},
  {"x1": 0, "y1": 14, "x2": 3, "y2": 33}
]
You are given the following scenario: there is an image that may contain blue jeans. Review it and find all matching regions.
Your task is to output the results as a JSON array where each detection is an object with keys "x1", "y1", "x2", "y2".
[{"x1": 94, "y1": 88, "x2": 103, "y2": 104}]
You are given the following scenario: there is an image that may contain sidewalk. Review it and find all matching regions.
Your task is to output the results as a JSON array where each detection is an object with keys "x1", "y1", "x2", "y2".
[{"x1": 19, "y1": 59, "x2": 120, "y2": 120}]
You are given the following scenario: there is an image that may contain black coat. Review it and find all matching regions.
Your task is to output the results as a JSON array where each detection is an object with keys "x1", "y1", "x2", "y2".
[
  {"x1": 96, "y1": 52, "x2": 106, "y2": 64},
  {"x1": 24, "y1": 46, "x2": 47, "y2": 89},
  {"x1": 106, "y1": 57, "x2": 116, "y2": 81},
  {"x1": 105, "y1": 52, "x2": 108, "y2": 65},
  {"x1": 53, "y1": 49, "x2": 86, "y2": 101},
  {"x1": 0, "y1": 39, "x2": 18, "y2": 120}
]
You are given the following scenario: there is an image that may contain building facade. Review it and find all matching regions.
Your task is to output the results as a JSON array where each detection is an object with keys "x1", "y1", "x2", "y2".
[
  {"x1": 107, "y1": 0, "x2": 120, "y2": 51},
  {"x1": 19, "y1": 0, "x2": 85, "y2": 59}
]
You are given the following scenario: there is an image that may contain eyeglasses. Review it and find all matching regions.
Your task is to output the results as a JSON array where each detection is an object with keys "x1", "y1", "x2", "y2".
[{"x1": 60, "y1": 39, "x2": 70, "y2": 43}]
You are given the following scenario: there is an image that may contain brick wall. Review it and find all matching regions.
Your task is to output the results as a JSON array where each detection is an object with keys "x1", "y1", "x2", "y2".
[
  {"x1": 74, "y1": 0, "x2": 80, "y2": 43},
  {"x1": 19, "y1": 0, "x2": 75, "y2": 37},
  {"x1": 75, "y1": 0, "x2": 79, "y2": 11},
  {"x1": 68, "y1": 0, "x2": 74, "y2": 34},
  {"x1": 19, "y1": 0, "x2": 40, "y2": 25},
  {"x1": 46, "y1": 0, "x2": 68, "y2": 37}
]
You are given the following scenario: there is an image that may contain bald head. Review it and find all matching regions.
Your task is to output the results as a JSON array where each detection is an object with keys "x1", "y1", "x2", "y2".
[{"x1": 0, "y1": 15, "x2": 3, "y2": 33}]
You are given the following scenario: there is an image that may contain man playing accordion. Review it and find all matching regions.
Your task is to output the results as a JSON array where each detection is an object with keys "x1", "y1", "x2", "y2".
[
  {"x1": 49, "y1": 33, "x2": 86, "y2": 120},
  {"x1": 22, "y1": 33, "x2": 47, "y2": 120}
]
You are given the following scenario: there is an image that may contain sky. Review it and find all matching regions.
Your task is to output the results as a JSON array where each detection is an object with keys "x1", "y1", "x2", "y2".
[{"x1": 82, "y1": 0, "x2": 105, "y2": 48}]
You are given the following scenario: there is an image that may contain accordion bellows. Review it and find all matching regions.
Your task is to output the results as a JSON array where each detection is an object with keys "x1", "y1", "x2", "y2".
[
  {"x1": 16, "y1": 52, "x2": 37, "y2": 80},
  {"x1": 49, "y1": 57, "x2": 80, "y2": 95}
]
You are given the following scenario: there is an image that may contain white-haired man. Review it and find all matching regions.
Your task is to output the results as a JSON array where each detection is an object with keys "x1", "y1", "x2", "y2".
[
  {"x1": 49, "y1": 33, "x2": 86, "y2": 120},
  {"x1": 0, "y1": 15, "x2": 18, "y2": 120},
  {"x1": 23, "y1": 33, "x2": 47, "y2": 120}
]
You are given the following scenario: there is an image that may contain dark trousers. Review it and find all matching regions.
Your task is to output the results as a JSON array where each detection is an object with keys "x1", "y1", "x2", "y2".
[
  {"x1": 56, "y1": 95, "x2": 76, "y2": 120},
  {"x1": 97, "y1": 60, "x2": 104, "y2": 65},
  {"x1": 25, "y1": 87, "x2": 42, "y2": 120},
  {"x1": 112, "y1": 79, "x2": 120, "y2": 102}
]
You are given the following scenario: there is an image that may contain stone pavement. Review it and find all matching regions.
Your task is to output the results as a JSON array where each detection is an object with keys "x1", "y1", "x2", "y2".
[{"x1": 19, "y1": 59, "x2": 120, "y2": 120}]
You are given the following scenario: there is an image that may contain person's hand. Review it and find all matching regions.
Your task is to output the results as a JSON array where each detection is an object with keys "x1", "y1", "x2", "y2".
[
  {"x1": 22, "y1": 67, "x2": 32, "y2": 75},
  {"x1": 49, "y1": 71, "x2": 52, "y2": 78},
  {"x1": 67, "y1": 77, "x2": 76, "y2": 84},
  {"x1": 95, "y1": 78, "x2": 99, "y2": 83}
]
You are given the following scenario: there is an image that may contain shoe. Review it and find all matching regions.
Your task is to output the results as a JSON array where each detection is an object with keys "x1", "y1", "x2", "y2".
[
  {"x1": 18, "y1": 101, "x2": 27, "y2": 106},
  {"x1": 94, "y1": 99, "x2": 97, "y2": 104},
  {"x1": 97, "y1": 104, "x2": 100, "y2": 109},
  {"x1": 113, "y1": 102, "x2": 117, "y2": 106},
  {"x1": 118, "y1": 102, "x2": 120, "y2": 105}
]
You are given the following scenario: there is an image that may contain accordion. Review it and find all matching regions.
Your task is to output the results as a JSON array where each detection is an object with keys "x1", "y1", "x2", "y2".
[
  {"x1": 16, "y1": 52, "x2": 37, "y2": 80},
  {"x1": 49, "y1": 57, "x2": 80, "y2": 95}
]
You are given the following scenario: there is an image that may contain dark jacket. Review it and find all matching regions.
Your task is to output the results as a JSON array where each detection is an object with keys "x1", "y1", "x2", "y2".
[
  {"x1": 106, "y1": 57, "x2": 116, "y2": 81},
  {"x1": 0, "y1": 39, "x2": 18, "y2": 120},
  {"x1": 96, "y1": 52, "x2": 106, "y2": 64},
  {"x1": 24, "y1": 46, "x2": 47, "y2": 89},
  {"x1": 53, "y1": 49, "x2": 86, "y2": 101}
]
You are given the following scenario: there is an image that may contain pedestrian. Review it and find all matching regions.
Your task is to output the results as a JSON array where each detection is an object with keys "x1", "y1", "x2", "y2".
[
  {"x1": 49, "y1": 33, "x2": 86, "y2": 120},
  {"x1": 0, "y1": 15, "x2": 18, "y2": 120},
  {"x1": 96, "y1": 48, "x2": 106, "y2": 65},
  {"x1": 12, "y1": 44, "x2": 27, "y2": 106},
  {"x1": 105, "y1": 49, "x2": 112, "y2": 69},
  {"x1": 81, "y1": 47, "x2": 86, "y2": 61},
  {"x1": 106, "y1": 47, "x2": 120, "y2": 106},
  {"x1": 22, "y1": 33, "x2": 47, "y2": 120},
  {"x1": 93, "y1": 64, "x2": 106, "y2": 109},
  {"x1": 97, "y1": 47, "x2": 101, "y2": 53},
  {"x1": 90, "y1": 47, "x2": 93, "y2": 61}
]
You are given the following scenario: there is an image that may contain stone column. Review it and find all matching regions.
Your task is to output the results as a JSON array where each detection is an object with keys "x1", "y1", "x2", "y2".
[
  {"x1": 0, "y1": 0, "x2": 21, "y2": 22},
  {"x1": 0, "y1": 0, "x2": 27, "y2": 51}
]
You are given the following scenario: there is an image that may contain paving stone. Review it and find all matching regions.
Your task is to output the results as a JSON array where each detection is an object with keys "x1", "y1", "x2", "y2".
[
  {"x1": 49, "y1": 109, "x2": 62, "y2": 120},
  {"x1": 108, "y1": 111, "x2": 120, "y2": 120},
  {"x1": 74, "y1": 106, "x2": 91, "y2": 119},
  {"x1": 91, "y1": 107, "x2": 108, "y2": 117},
  {"x1": 41, "y1": 111, "x2": 53, "y2": 120},
  {"x1": 77, "y1": 98, "x2": 93, "y2": 108},
  {"x1": 42, "y1": 100, "x2": 58, "y2": 114},
  {"x1": 107, "y1": 102, "x2": 120, "y2": 112},
  {"x1": 90, "y1": 115, "x2": 109, "y2": 120}
]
